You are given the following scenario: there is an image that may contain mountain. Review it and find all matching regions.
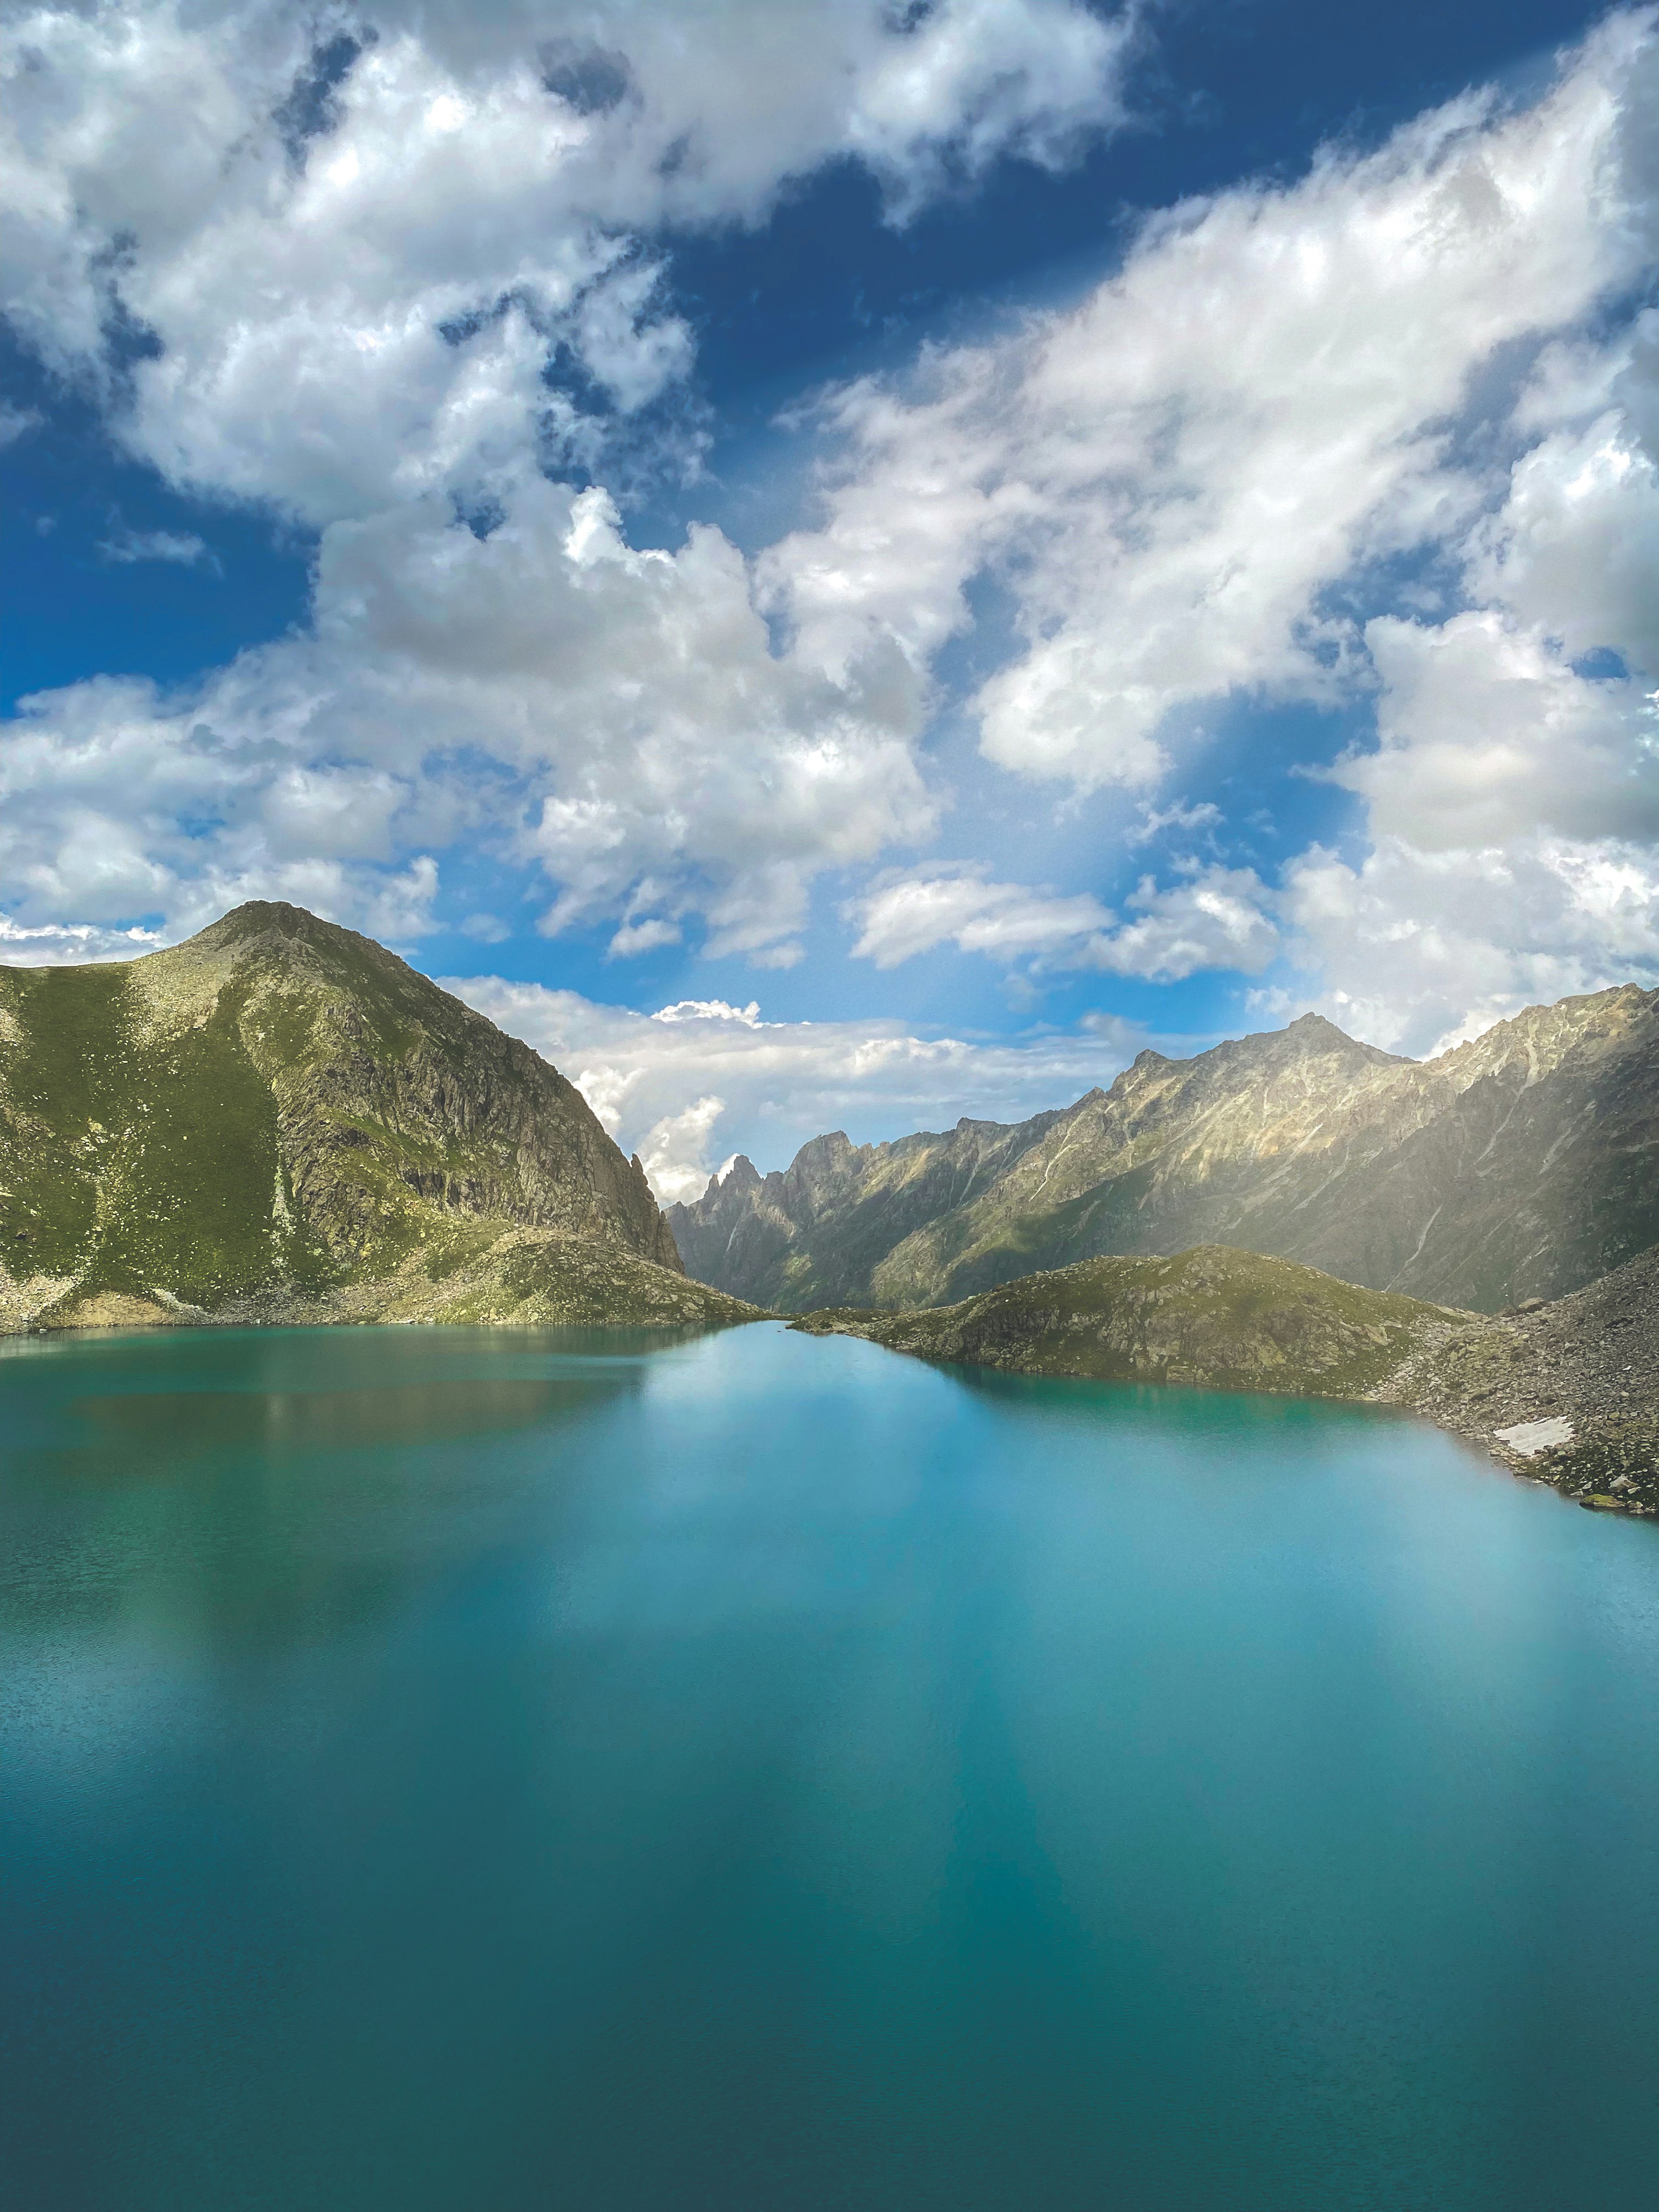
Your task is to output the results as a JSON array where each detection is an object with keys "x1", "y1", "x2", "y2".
[
  {"x1": 0, "y1": 902, "x2": 755, "y2": 1333},
  {"x1": 669, "y1": 987, "x2": 1659, "y2": 1315}
]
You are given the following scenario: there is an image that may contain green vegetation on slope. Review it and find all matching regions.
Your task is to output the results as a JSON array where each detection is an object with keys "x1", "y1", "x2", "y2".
[
  {"x1": 791, "y1": 1245, "x2": 1468, "y2": 1400},
  {"x1": 321, "y1": 1228, "x2": 760, "y2": 1330},
  {"x1": 0, "y1": 901, "x2": 741, "y2": 1334},
  {"x1": 0, "y1": 963, "x2": 332, "y2": 1307}
]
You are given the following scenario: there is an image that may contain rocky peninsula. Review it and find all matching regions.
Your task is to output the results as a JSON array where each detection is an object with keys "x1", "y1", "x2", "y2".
[{"x1": 792, "y1": 1243, "x2": 1658, "y2": 1518}]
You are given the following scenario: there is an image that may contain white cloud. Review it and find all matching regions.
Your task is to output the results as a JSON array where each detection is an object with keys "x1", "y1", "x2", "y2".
[
  {"x1": 765, "y1": 12, "x2": 1659, "y2": 1048},
  {"x1": 0, "y1": 477, "x2": 933, "y2": 953},
  {"x1": 97, "y1": 524, "x2": 214, "y2": 565},
  {"x1": 1465, "y1": 381, "x2": 1659, "y2": 677},
  {"x1": 1282, "y1": 832, "x2": 1659, "y2": 1057},
  {"x1": 0, "y1": 914, "x2": 168, "y2": 966},
  {"x1": 444, "y1": 974, "x2": 1151, "y2": 1195},
  {"x1": 4, "y1": 4, "x2": 1656, "y2": 1075},
  {"x1": 637, "y1": 1095, "x2": 729, "y2": 1206},
  {"x1": 850, "y1": 865, "x2": 1115, "y2": 967},
  {"x1": 608, "y1": 916, "x2": 682, "y2": 959},
  {"x1": 767, "y1": 15, "x2": 1657, "y2": 792},
  {"x1": 1338, "y1": 612, "x2": 1659, "y2": 852},
  {"x1": 0, "y1": 402, "x2": 43, "y2": 447},
  {"x1": 1084, "y1": 867, "x2": 1280, "y2": 981},
  {"x1": 849, "y1": 860, "x2": 1278, "y2": 980},
  {"x1": 1, "y1": 1, "x2": 1134, "y2": 523},
  {"x1": 1271, "y1": 600, "x2": 1659, "y2": 1050}
]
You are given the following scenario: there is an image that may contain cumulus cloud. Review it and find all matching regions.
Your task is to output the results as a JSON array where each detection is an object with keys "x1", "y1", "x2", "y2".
[
  {"x1": 1265, "y1": 601, "x2": 1659, "y2": 1048},
  {"x1": 1, "y1": 0, "x2": 1134, "y2": 956},
  {"x1": 1, "y1": 0, "x2": 1134, "y2": 522},
  {"x1": 3, "y1": 3, "x2": 1656, "y2": 1077},
  {"x1": 444, "y1": 974, "x2": 1151, "y2": 1196},
  {"x1": 1280, "y1": 832, "x2": 1659, "y2": 1057},
  {"x1": 849, "y1": 860, "x2": 1278, "y2": 979},
  {"x1": 636, "y1": 1094, "x2": 728, "y2": 1207},
  {"x1": 767, "y1": 14, "x2": 1656, "y2": 787},
  {"x1": 1465, "y1": 367, "x2": 1659, "y2": 678},
  {"x1": 764, "y1": 11, "x2": 1659, "y2": 1046},
  {"x1": 0, "y1": 477, "x2": 933, "y2": 951},
  {"x1": 1338, "y1": 613, "x2": 1659, "y2": 852}
]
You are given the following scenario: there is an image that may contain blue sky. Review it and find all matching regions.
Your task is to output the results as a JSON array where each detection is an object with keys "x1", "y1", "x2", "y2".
[{"x1": 3, "y1": 1, "x2": 1656, "y2": 1194}]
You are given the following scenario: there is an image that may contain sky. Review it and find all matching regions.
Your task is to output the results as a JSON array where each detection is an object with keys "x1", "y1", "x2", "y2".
[{"x1": 2, "y1": 0, "x2": 1656, "y2": 1201}]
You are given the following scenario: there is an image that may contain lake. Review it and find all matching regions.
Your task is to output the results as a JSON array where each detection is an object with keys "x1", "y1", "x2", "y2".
[{"x1": 2, "y1": 1320, "x2": 1656, "y2": 2210}]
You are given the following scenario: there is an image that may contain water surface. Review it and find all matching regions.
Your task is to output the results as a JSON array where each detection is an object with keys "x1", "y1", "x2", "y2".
[{"x1": 2, "y1": 1321, "x2": 1656, "y2": 2210}]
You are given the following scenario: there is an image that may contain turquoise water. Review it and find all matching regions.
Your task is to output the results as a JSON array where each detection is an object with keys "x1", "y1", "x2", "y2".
[{"x1": 2, "y1": 1322, "x2": 1656, "y2": 2211}]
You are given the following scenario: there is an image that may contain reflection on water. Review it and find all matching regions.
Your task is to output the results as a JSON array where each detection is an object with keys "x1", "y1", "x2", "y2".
[
  {"x1": 1, "y1": 1321, "x2": 1656, "y2": 2212},
  {"x1": 0, "y1": 1328, "x2": 650, "y2": 1657},
  {"x1": 74, "y1": 1375, "x2": 609, "y2": 1458}
]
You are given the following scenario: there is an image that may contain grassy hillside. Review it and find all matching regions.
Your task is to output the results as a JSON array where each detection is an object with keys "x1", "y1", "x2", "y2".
[
  {"x1": 0, "y1": 902, "x2": 755, "y2": 1333},
  {"x1": 791, "y1": 1245, "x2": 1469, "y2": 1400}
]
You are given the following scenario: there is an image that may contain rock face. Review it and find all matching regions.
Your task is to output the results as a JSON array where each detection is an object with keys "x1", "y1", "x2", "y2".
[
  {"x1": 0, "y1": 902, "x2": 753, "y2": 1332},
  {"x1": 670, "y1": 987, "x2": 1659, "y2": 1314},
  {"x1": 791, "y1": 1245, "x2": 1466, "y2": 1402}
]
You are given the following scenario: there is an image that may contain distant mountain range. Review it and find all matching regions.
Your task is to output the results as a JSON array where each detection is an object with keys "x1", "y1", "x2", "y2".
[
  {"x1": 669, "y1": 987, "x2": 1659, "y2": 1316},
  {"x1": 0, "y1": 902, "x2": 753, "y2": 1333}
]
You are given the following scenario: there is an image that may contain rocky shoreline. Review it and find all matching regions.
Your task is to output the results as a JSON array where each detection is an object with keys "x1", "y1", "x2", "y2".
[
  {"x1": 793, "y1": 1242, "x2": 1658, "y2": 1521},
  {"x1": 1374, "y1": 1244, "x2": 1658, "y2": 1517}
]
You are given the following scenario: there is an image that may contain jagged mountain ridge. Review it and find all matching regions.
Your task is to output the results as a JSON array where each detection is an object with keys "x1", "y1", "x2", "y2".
[
  {"x1": 0, "y1": 901, "x2": 751, "y2": 1331},
  {"x1": 669, "y1": 987, "x2": 1659, "y2": 1314}
]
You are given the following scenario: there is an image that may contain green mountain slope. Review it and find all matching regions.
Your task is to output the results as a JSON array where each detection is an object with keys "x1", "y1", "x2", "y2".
[
  {"x1": 671, "y1": 987, "x2": 1659, "y2": 1314},
  {"x1": 0, "y1": 902, "x2": 756, "y2": 1332},
  {"x1": 791, "y1": 1246, "x2": 1468, "y2": 1400}
]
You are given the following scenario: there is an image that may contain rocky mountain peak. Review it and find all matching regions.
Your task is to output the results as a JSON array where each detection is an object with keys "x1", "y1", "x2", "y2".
[
  {"x1": 712, "y1": 1155, "x2": 763, "y2": 1198},
  {"x1": 667, "y1": 978, "x2": 1659, "y2": 1316},
  {"x1": 1, "y1": 903, "x2": 703, "y2": 1332}
]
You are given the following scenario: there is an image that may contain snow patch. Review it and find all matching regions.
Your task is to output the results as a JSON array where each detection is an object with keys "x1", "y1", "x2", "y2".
[{"x1": 1494, "y1": 1416, "x2": 1576, "y2": 1457}]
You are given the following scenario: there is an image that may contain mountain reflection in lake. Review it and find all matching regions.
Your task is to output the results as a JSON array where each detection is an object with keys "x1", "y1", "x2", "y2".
[{"x1": 1, "y1": 1320, "x2": 1656, "y2": 2212}]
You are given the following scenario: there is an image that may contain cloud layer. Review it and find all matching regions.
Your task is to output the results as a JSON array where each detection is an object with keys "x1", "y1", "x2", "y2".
[
  {"x1": 3, "y1": 2, "x2": 1656, "y2": 1107},
  {"x1": 2, "y1": 0, "x2": 1132, "y2": 957},
  {"x1": 3, "y1": 0, "x2": 1132, "y2": 520},
  {"x1": 766, "y1": 11, "x2": 1659, "y2": 1045}
]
